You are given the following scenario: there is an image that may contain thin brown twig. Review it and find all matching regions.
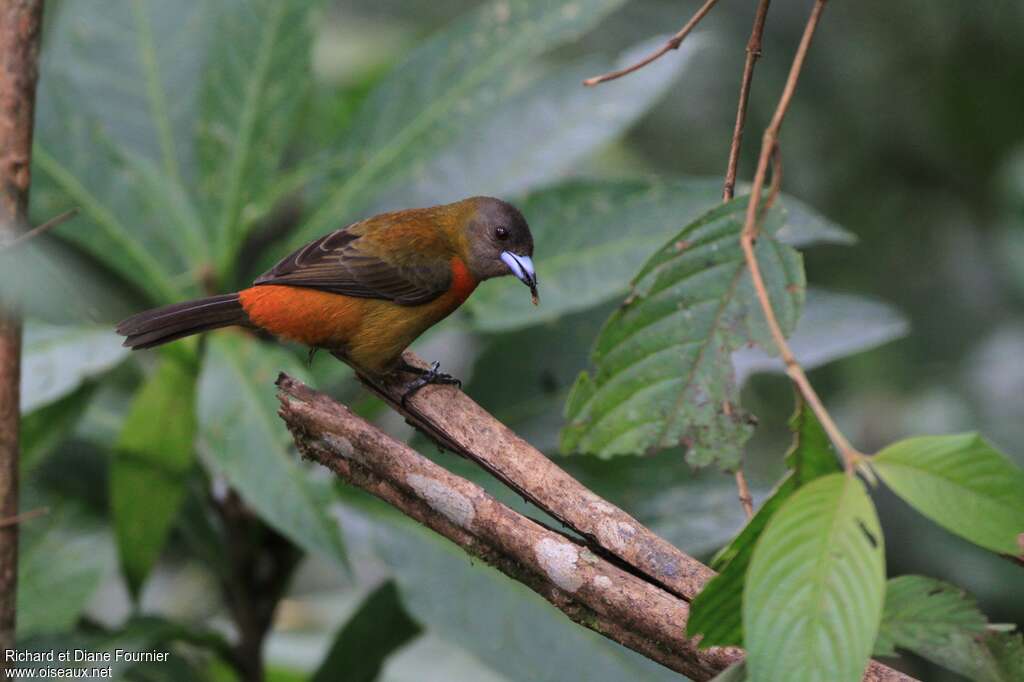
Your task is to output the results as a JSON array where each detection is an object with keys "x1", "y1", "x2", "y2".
[
  {"x1": 722, "y1": 0, "x2": 772, "y2": 514},
  {"x1": 0, "y1": 506, "x2": 47, "y2": 529},
  {"x1": 765, "y1": 142, "x2": 783, "y2": 209},
  {"x1": 723, "y1": 0, "x2": 772, "y2": 201},
  {"x1": 1, "y1": 208, "x2": 78, "y2": 250},
  {"x1": 735, "y1": 0, "x2": 862, "y2": 471},
  {"x1": 583, "y1": 0, "x2": 721, "y2": 86},
  {"x1": 733, "y1": 470, "x2": 754, "y2": 519}
]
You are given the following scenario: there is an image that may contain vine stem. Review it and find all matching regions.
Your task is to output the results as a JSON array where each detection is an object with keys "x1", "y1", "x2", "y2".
[
  {"x1": 737, "y1": 0, "x2": 862, "y2": 472},
  {"x1": 583, "y1": 0, "x2": 721, "y2": 87}
]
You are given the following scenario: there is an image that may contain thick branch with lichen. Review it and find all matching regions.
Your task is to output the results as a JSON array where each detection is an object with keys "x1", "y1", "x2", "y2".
[
  {"x1": 345, "y1": 351, "x2": 714, "y2": 601},
  {"x1": 277, "y1": 373, "x2": 740, "y2": 680},
  {"x1": 276, "y1": 372, "x2": 914, "y2": 682}
]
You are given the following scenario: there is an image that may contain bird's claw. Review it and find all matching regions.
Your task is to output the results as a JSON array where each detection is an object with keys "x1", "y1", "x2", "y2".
[{"x1": 400, "y1": 361, "x2": 462, "y2": 407}]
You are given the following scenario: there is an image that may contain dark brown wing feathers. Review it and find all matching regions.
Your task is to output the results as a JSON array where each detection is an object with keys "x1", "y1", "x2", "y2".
[{"x1": 254, "y1": 225, "x2": 451, "y2": 305}]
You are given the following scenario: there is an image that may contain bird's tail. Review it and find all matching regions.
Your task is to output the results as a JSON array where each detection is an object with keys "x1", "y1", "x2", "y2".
[{"x1": 117, "y1": 293, "x2": 249, "y2": 350}]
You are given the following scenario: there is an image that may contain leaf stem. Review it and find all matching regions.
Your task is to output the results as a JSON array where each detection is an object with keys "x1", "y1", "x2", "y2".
[
  {"x1": 735, "y1": 0, "x2": 862, "y2": 472},
  {"x1": 583, "y1": 0, "x2": 721, "y2": 87}
]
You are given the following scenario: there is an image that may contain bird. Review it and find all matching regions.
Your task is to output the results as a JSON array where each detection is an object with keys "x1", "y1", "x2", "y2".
[{"x1": 116, "y1": 196, "x2": 538, "y2": 399}]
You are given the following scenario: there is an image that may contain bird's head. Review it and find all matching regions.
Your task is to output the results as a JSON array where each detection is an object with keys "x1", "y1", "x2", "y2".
[{"x1": 460, "y1": 196, "x2": 538, "y2": 304}]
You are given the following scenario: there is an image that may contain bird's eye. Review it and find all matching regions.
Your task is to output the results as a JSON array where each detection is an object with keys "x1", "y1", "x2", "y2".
[{"x1": 495, "y1": 226, "x2": 509, "y2": 241}]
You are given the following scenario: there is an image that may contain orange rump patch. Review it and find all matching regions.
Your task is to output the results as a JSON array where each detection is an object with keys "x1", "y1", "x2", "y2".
[{"x1": 239, "y1": 285, "x2": 363, "y2": 347}]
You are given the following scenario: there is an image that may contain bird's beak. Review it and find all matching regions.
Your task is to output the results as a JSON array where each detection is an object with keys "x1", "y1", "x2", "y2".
[{"x1": 500, "y1": 251, "x2": 539, "y2": 305}]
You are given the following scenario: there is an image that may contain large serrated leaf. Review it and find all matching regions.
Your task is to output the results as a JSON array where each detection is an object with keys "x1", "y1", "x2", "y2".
[
  {"x1": 876, "y1": 576, "x2": 1023, "y2": 682},
  {"x1": 560, "y1": 198, "x2": 804, "y2": 468},
  {"x1": 874, "y1": 575, "x2": 987, "y2": 656},
  {"x1": 197, "y1": 334, "x2": 347, "y2": 566},
  {"x1": 111, "y1": 353, "x2": 198, "y2": 597},
  {"x1": 291, "y1": 0, "x2": 628, "y2": 248},
  {"x1": 872, "y1": 433, "x2": 1024, "y2": 556},
  {"x1": 687, "y1": 400, "x2": 840, "y2": 647},
  {"x1": 744, "y1": 473, "x2": 885, "y2": 682},
  {"x1": 198, "y1": 0, "x2": 317, "y2": 274}
]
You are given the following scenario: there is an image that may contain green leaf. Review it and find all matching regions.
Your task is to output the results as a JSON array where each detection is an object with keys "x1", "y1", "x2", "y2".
[
  {"x1": 291, "y1": 0, "x2": 629, "y2": 249},
  {"x1": 32, "y1": 0, "x2": 214, "y2": 300},
  {"x1": 561, "y1": 198, "x2": 805, "y2": 468},
  {"x1": 773, "y1": 194, "x2": 856, "y2": 247},
  {"x1": 733, "y1": 288, "x2": 908, "y2": 384},
  {"x1": 872, "y1": 433, "x2": 1024, "y2": 556},
  {"x1": 111, "y1": 353, "x2": 199, "y2": 596},
  {"x1": 17, "y1": 507, "x2": 115, "y2": 638},
  {"x1": 874, "y1": 575, "x2": 987, "y2": 657},
  {"x1": 41, "y1": 0, "x2": 209, "y2": 180},
  {"x1": 21, "y1": 383, "x2": 97, "y2": 471},
  {"x1": 744, "y1": 473, "x2": 885, "y2": 682},
  {"x1": 952, "y1": 630, "x2": 1024, "y2": 682},
  {"x1": 312, "y1": 581, "x2": 422, "y2": 682},
  {"x1": 198, "y1": 0, "x2": 317, "y2": 274},
  {"x1": 197, "y1": 334, "x2": 347, "y2": 566},
  {"x1": 389, "y1": 36, "x2": 701, "y2": 208},
  {"x1": 32, "y1": 145, "x2": 185, "y2": 303},
  {"x1": 874, "y1": 577, "x2": 1024, "y2": 682},
  {"x1": 21, "y1": 323, "x2": 130, "y2": 413},
  {"x1": 687, "y1": 400, "x2": 840, "y2": 647}
]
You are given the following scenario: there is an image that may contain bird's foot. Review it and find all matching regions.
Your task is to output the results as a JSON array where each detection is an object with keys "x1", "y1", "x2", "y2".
[
  {"x1": 306, "y1": 346, "x2": 320, "y2": 367},
  {"x1": 399, "y1": 360, "x2": 462, "y2": 407}
]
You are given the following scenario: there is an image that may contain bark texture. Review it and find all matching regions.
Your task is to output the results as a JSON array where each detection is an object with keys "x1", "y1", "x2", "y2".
[{"x1": 0, "y1": 0, "x2": 45, "y2": 663}]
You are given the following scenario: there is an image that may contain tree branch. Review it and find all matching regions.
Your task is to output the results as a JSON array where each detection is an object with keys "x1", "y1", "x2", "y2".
[
  {"x1": 276, "y1": 373, "x2": 915, "y2": 681},
  {"x1": 278, "y1": 374, "x2": 742, "y2": 679},
  {"x1": 583, "y1": 0, "x2": 721, "y2": 87},
  {"x1": 341, "y1": 351, "x2": 714, "y2": 602},
  {"x1": 0, "y1": 0, "x2": 44, "y2": 667}
]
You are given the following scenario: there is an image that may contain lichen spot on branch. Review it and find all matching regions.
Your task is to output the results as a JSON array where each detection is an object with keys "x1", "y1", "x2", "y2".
[
  {"x1": 406, "y1": 474, "x2": 475, "y2": 529},
  {"x1": 534, "y1": 538, "x2": 583, "y2": 593},
  {"x1": 321, "y1": 434, "x2": 365, "y2": 464}
]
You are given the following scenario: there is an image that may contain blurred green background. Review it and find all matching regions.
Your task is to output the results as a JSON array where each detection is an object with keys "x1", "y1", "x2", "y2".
[{"x1": 8, "y1": 1, "x2": 1022, "y2": 680}]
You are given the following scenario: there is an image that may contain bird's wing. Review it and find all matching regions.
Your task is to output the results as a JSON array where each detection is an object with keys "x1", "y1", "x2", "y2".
[{"x1": 254, "y1": 224, "x2": 452, "y2": 306}]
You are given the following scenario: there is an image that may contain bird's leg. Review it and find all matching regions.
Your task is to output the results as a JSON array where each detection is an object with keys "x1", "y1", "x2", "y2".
[
  {"x1": 399, "y1": 360, "x2": 462, "y2": 407},
  {"x1": 306, "y1": 346, "x2": 320, "y2": 367}
]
